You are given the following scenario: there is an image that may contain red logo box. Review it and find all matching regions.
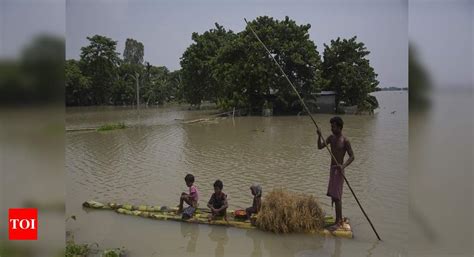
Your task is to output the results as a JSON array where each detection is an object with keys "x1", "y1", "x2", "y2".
[{"x1": 8, "y1": 208, "x2": 38, "y2": 240}]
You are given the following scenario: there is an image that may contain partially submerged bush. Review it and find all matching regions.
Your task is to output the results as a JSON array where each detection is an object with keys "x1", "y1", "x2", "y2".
[
  {"x1": 97, "y1": 122, "x2": 126, "y2": 132},
  {"x1": 65, "y1": 241, "x2": 90, "y2": 257},
  {"x1": 102, "y1": 248, "x2": 125, "y2": 257},
  {"x1": 256, "y1": 189, "x2": 325, "y2": 233},
  {"x1": 65, "y1": 240, "x2": 125, "y2": 257}
]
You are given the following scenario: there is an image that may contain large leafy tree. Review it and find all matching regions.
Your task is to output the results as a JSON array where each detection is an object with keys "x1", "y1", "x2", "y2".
[
  {"x1": 118, "y1": 38, "x2": 147, "y2": 105},
  {"x1": 65, "y1": 59, "x2": 91, "y2": 106},
  {"x1": 322, "y1": 36, "x2": 379, "y2": 111},
  {"x1": 180, "y1": 23, "x2": 237, "y2": 107},
  {"x1": 408, "y1": 45, "x2": 430, "y2": 111},
  {"x1": 123, "y1": 38, "x2": 144, "y2": 65},
  {"x1": 1, "y1": 35, "x2": 64, "y2": 105},
  {"x1": 214, "y1": 16, "x2": 324, "y2": 112},
  {"x1": 0, "y1": 61, "x2": 23, "y2": 105},
  {"x1": 80, "y1": 35, "x2": 121, "y2": 105}
]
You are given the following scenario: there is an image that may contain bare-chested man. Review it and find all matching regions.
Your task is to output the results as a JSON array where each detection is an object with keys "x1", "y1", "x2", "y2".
[{"x1": 317, "y1": 116, "x2": 354, "y2": 229}]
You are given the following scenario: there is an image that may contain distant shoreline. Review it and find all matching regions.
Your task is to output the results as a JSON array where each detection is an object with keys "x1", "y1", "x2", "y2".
[{"x1": 378, "y1": 87, "x2": 408, "y2": 91}]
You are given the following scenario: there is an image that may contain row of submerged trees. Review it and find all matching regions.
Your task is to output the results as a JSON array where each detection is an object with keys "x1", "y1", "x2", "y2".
[
  {"x1": 66, "y1": 36, "x2": 182, "y2": 106},
  {"x1": 66, "y1": 16, "x2": 379, "y2": 113}
]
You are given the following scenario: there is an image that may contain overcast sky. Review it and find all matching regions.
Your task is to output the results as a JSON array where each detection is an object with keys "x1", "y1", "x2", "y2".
[
  {"x1": 0, "y1": 0, "x2": 65, "y2": 58},
  {"x1": 1, "y1": 0, "x2": 471, "y2": 88},
  {"x1": 409, "y1": 0, "x2": 472, "y2": 88},
  {"x1": 65, "y1": 0, "x2": 408, "y2": 87}
]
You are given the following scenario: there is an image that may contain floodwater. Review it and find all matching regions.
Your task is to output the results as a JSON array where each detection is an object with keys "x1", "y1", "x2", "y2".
[{"x1": 66, "y1": 91, "x2": 407, "y2": 256}]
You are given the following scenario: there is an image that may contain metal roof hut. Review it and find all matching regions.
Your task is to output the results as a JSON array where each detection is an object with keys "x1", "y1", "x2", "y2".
[{"x1": 311, "y1": 91, "x2": 336, "y2": 113}]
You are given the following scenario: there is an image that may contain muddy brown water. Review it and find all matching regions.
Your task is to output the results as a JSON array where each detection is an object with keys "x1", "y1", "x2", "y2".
[{"x1": 66, "y1": 91, "x2": 407, "y2": 256}]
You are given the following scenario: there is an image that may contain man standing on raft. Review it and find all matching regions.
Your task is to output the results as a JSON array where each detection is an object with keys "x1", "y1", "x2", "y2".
[{"x1": 317, "y1": 116, "x2": 355, "y2": 229}]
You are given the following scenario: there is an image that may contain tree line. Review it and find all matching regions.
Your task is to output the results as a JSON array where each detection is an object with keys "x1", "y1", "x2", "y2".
[
  {"x1": 66, "y1": 16, "x2": 379, "y2": 112},
  {"x1": 0, "y1": 35, "x2": 64, "y2": 106},
  {"x1": 66, "y1": 36, "x2": 182, "y2": 106}
]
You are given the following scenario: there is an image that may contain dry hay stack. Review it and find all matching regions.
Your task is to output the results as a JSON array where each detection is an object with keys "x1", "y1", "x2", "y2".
[{"x1": 255, "y1": 189, "x2": 325, "y2": 233}]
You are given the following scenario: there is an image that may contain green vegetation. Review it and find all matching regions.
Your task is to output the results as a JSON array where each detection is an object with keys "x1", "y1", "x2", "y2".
[
  {"x1": 66, "y1": 16, "x2": 380, "y2": 113},
  {"x1": 65, "y1": 241, "x2": 90, "y2": 257},
  {"x1": 181, "y1": 17, "x2": 324, "y2": 113},
  {"x1": 101, "y1": 249, "x2": 124, "y2": 257},
  {"x1": 123, "y1": 38, "x2": 144, "y2": 65},
  {"x1": 409, "y1": 45, "x2": 431, "y2": 111},
  {"x1": 180, "y1": 23, "x2": 237, "y2": 108},
  {"x1": 0, "y1": 35, "x2": 64, "y2": 106},
  {"x1": 65, "y1": 237, "x2": 126, "y2": 257},
  {"x1": 322, "y1": 36, "x2": 379, "y2": 111},
  {"x1": 66, "y1": 35, "x2": 182, "y2": 106},
  {"x1": 97, "y1": 122, "x2": 127, "y2": 132}
]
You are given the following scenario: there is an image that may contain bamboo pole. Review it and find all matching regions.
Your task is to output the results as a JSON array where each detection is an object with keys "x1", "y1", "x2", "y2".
[{"x1": 244, "y1": 18, "x2": 381, "y2": 240}]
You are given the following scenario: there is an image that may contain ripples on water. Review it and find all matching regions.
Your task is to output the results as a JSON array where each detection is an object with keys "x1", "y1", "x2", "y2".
[{"x1": 67, "y1": 91, "x2": 407, "y2": 256}]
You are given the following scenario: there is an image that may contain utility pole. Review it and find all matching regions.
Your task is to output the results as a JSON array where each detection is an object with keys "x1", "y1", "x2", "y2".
[{"x1": 135, "y1": 72, "x2": 140, "y2": 109}]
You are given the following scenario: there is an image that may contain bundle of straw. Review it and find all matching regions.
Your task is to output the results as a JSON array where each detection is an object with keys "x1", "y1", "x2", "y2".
[{"x1": 255, "y1": 189, "x2": 325, "y2": 233}]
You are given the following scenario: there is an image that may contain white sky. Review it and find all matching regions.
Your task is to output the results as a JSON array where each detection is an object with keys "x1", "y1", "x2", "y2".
[{"x1": 65, "y1": 0, "x2": 408, "y2": 87}]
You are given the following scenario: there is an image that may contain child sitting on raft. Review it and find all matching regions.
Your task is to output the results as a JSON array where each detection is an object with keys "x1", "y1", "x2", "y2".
[
  {"x1": 178, "y1": 174, "x2": 199, "y2": 220},
  {"x1": 207, "y1": 180, "x2": 228, "y2": 221},
  {"x1": 246, "y1": 184, "x2": 262, "y2": 220}
]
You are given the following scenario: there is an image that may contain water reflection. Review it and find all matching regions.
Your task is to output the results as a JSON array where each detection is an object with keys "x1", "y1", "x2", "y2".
[
  {"x1": 208, "y1": 226, "x2": 229, "y2": 257},
  {"x1": 365, "y1": 239, "x2": 379, "y2": 257},
  {"x1": 289, "y1": 237, "x2": 344, "y2": 257},
  {"x1": 180, "y1": 223, "x2": 200, "y2": 253},
  {"x1": 246, "y1": 229, "x2": 263, "y2": 257},
  {"x1": 331, "y1": 239, "x2": 342, "y2": 257},
  {"x1": 262, "y1": 233, "x2": 324, "y2": 257}
]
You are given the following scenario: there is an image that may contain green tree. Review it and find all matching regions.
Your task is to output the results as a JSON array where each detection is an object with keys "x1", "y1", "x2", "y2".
[
  {"x1": 322, "y1": 36, "x2": 379, "y2": 111},
  {"x1": 115, "y1": 38, "x2": 146, "y2": 105},
  {"x1": 65, "y1": 59, "x2": 91, "y2": 106},
  {"x1": 168, "y1": 69, "x2": 184, "y2": 102},
  {"x1": 123, "y1": 38, "x2": 144, "y2": 65},
  {"x1": 142, "y1": 65, "x2": 171, "y2": 105},
  {"x1": 214, "y1": 16, "x2": 324, "y2": 112},
  {"x1": 80, "y1": 35, "x2": 121, "y2": 105},
  {"x1": 0, "y1": 61, "x2": 24, "y2": 105},
  {"x1": 0, "y1": 35, "x2": 64, "y2": 105},
  {"x1": 409, "y1": 45, "x2": 430, "y2": 111},
  {"x1": 21, "y1": 35, "x2": 65, "y2": 104},
  {"x1": 65, "y1": 35, "x2": 180, "y2": 106},
  {"x1": 114, "y1": 62, "x2": 142, "y2": 105},
  {"x1": 180, "y1": 23, "x2": 237, "y2": 107}
]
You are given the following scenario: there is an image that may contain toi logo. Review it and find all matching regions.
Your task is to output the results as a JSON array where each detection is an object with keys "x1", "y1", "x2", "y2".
[{"x1": 8, "y1": 208, "x2": 38, "y2": 240}]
